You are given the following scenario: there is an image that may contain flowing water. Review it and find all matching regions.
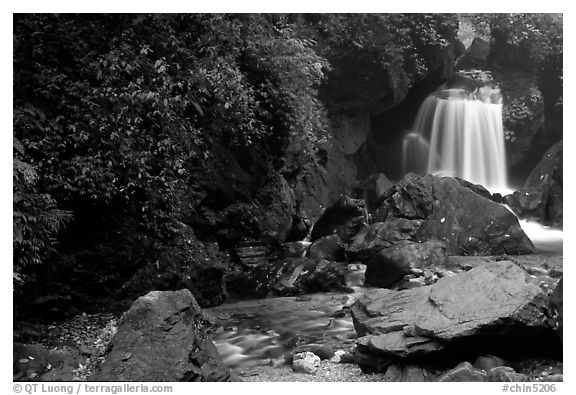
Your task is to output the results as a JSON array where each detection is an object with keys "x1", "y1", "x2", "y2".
[
  {"x1": 206, "y1": 267, "x2": 368, "y2": 370},
  {"x1": 519, "y1": 220, "x2": 563, "y2": 255},
  {"x1": 209, "y1": 81, "x2": 562, "y2": 373},
  {"x1": 206, "y1": 292, "x2": 360, "y2": 369},
  {"x1": 404, "y1": 87, "x2": 508, "y2": 193}
]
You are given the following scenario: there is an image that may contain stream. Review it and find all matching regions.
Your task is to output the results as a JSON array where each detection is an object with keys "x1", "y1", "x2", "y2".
[{"x1": 206, "y1": 222, "x2": 563, "y2": 373}]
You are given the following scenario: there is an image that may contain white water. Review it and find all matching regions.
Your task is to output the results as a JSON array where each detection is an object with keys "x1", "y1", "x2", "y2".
[
  {"x1": 405, "y1": 88, "x2": 508, "y2": 193},
  {"x1": 519, "y1": 220, "x2": 563, "y2": 255}
]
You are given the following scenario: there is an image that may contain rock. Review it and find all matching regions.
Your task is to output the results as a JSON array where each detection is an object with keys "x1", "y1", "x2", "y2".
[
  {"x1": 457, "y1": 37, "x2": 491, "y2": 69},
  {"x1": 226, "y1": 258, "x2": 352, "y2": 298},
  {"x1": 235, "y1": 240, "x2": 268, "y2": 266},
  {"x1": 549, "y1": 277, "x2": 563, "y2": 342},
  {"x1": 393, "y1": 276, "x2": 428, "y2": 290},
  {"x1": 449, "y1": 255, "x2": 496, "y2": 270},
  {"x1": 376, "y1": 173, "x2": 434, "y2": 220},
  {"x1": 292, "y1": 352, "x2": 321, "y2": 374},
  {"x1": 281, "y1": 241, "x2": 310, "y2": 258},
  {"x1": 437, "y1": 362, "x2": 487, "y2": 382},
  {"x1": 289, "y1": 344, "x2": 335, "y2": 361},
  {"x1": 379, "y1": 173, "x2": 534, "y2": 255},
  {"x1": 361, "y1": 173, "x2": 393, "y2": 212},
  {"x1": 310, "y1": 196, "x2": 366, "y2": 242},
  {"x1": 473, "y1": 355, "x2": 507, "y2": 372},
  {"x1": 384, "y1": 364, "x2": 427, "y2": 382},
  {"x1": 346, "y1": 219, "x2": 423, "y2": 262},
  {"x1": 292, "y1": 144, "x2": 358, "y2": 223},
  {"x1": 13, "y1": 343, "x2": 82, "y2": 381},
  {"x1": 549, "y1": 268, "x2": 562, "y2": 278},
  {"x1": 504, "y1": 141, "x2": 563, "y2": 227},
  {"x1": 351, "y1": 261, "x2": 557, "y2": 372},
  {"x1": 364, "y1": 240, "x2": 448, "y2": 288},
  {"x1": 523, "y1": 265, "x2": 548, "y2": 277},
  {"x1": 344, "y1": 263, "x2": 366, "y2": 287},
  {"x1": 285, "y1": 215, "x2": 311, "y2": 242},
  {"x1": 330, "y1": 350, "x2": 354, "y2": 363},
  {"x1": 90, "y1": 290, "x2": 233, "y2": 382},
  {"x1": 308, "y1": 234, "x2": 347, "y2": 262},
  {"x1": 487, "y1": 366, "x2": 529, "y2": 382}
]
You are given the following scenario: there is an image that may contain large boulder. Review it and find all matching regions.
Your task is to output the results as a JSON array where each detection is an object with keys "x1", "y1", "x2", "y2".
[
  {"x1": 364, "y1": 240, "x2": 449, "y2": 288},
  {"x1": 346, "y1": 219, "x2": 423, "y2": 262},
  {"x1": 310, "y1": 196, "x2": 366, "y2": 242},
  {"x1": 225, "y1": 257, "x2": 352, "y2": 298},
  {"x1": 351, "y1": 261, "x2": 558, "y2": 373},
  {"x1": 377, "y1": 173, "x2": 534, "y2": 255},
  {"x1": 90, "y1": 290, "x2": 234, "y2": 382},
  {"x1": 504, "y1": 140, "x2": 563, "y2": 227}
]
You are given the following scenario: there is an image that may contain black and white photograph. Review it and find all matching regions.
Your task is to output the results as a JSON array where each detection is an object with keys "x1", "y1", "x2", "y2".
[{"x1": 9, "y1": 5, "x2": 566, "y2": 392}]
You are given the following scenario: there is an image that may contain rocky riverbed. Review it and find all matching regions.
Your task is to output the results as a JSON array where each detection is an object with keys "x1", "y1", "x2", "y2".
[{"x1": 13, "y1": 173, "x2": 563, "y2": 382}]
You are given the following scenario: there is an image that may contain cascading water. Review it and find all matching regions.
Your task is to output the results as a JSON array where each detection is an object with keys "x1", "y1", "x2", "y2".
[
  {"x1": 403, "y1": 73, "x2": 562, "y2": 253},
  {"x1": 403, "y1": 82, "x2": 508, "y2": 194}
]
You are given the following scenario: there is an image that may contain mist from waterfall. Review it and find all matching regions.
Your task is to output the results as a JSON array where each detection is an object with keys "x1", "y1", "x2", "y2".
[{"x1": 403, "y1": 87, "x2": 508, "y2": 194}]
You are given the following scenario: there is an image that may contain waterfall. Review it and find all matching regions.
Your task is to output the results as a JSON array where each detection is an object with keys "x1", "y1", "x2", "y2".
[{"x1": 404, "y1": 86, "x2": 508, "y2": 193}]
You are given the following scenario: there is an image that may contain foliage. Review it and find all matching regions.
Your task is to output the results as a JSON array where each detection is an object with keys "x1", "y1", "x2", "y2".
[
  {"x1": 13, "y1": 136, "x2": 72, "y2": 283},
  {"x1": 298, "y1": 13, "x2": 460, "y2": 109},
  {"x1": 13, "y1": 14, "x2": 330, "y2": 290},
  {"x1": 461, "y1": 13, "x2": 562, "y2": 67}
]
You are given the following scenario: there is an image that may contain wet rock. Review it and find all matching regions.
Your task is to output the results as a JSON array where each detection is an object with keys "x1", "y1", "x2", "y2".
[
  {"x1": 393, "y1": 276, "x2": 428, "y2": 290},
  {"x1": 437, "y1": 362, "x2": 487, "y2": 382},
  {"x1": 281, "y1": 241, "x2": 310, "y2": 258},
  {"x1": 487, "y1": 366, "x2": 529, "y2": 382},
  {"x1": 289, "y1": 344, "x2": 335, "y2": 361},
  {"x1": 351, "y1": 261, "x2": 557, "y2": 372},
  {"x1": 308, "y1": 234, "x2": 347, "y2": 262},
  {"x1": 91, "y1": 290, "x2": 233, "y2": 382},
  {"x1": 227, "y1": 258, "x2": 351, "y2": 298},
  {"x1": 379, "y1": 173, "x2": 534, "y2": 255},
  {"x1": 346, "y1": 219, "x2": 423, "y2": 262},
  {"x1": 310, "y1": 196, "x2": 366, "y2": 242},
  {"x1": 292, "y1": 351, "x2": 321, "y2": 374},
  {"x1": 549, "y1": 277, "x2": 563, "y2": 342},
  {"x1": 455, "y1": 178, "x2": 495, "y2": 201},
  {"x1": 364, "y1": 240, "x2": 448, "y2": 288},
  {"x1": 361, "y1": 173, "x2": 393, "y2": 212},
  {"x1": 330, "y1": 350, "x2": 355, "y2": 364},
  {"x1": 377, "y1": 173, "x2": 435, "y2": 220},
  {"x1": 473, "y1": 355, "x2": 507, "y2": 372},
  {"x1": 504, "y1": 141, "x2": 562, "y2": 227},
  {"x1": 384, "y1": 364, "x2": 427, "y2": 382}
]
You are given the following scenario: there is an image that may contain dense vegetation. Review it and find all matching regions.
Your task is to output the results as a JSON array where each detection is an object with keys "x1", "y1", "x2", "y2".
[{"x1": 13, "y1": 14, "x2": 562, "y2": 313}]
